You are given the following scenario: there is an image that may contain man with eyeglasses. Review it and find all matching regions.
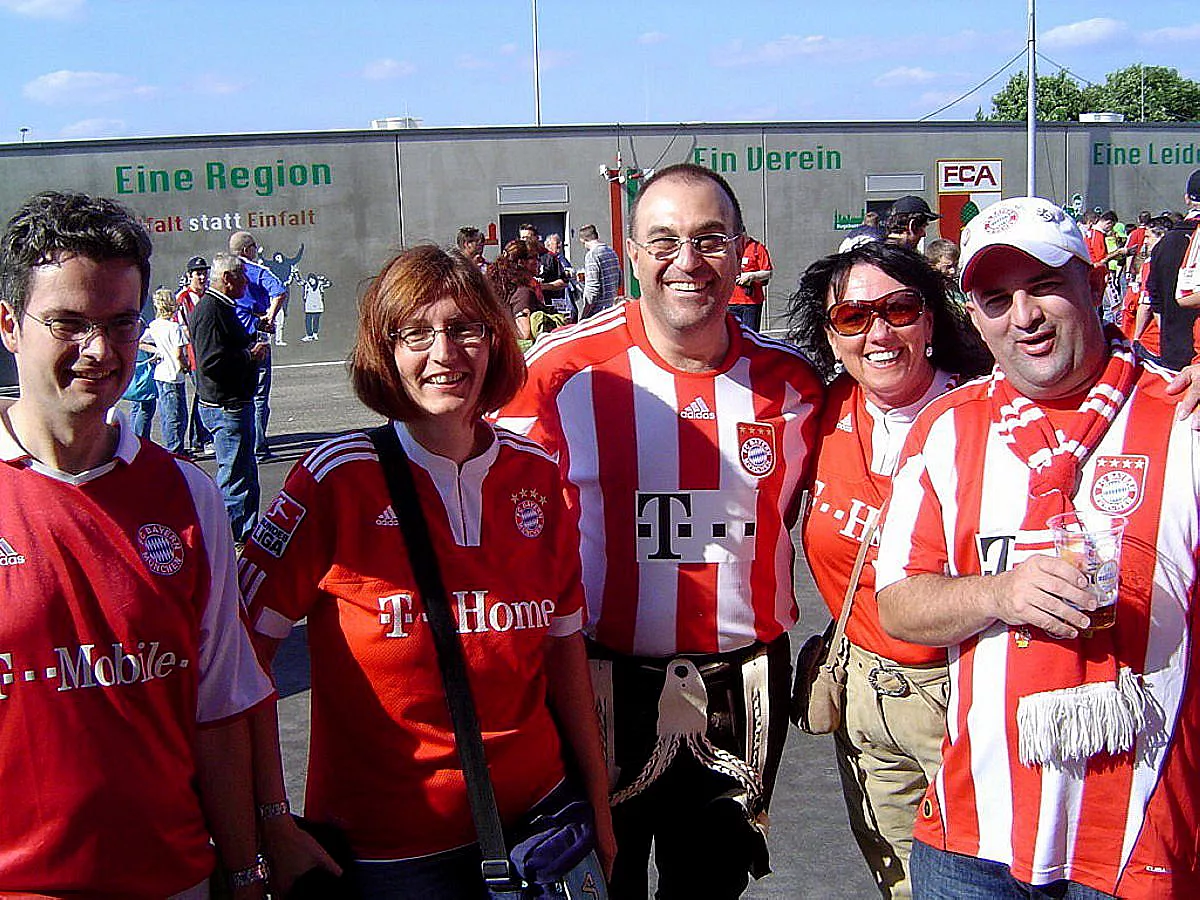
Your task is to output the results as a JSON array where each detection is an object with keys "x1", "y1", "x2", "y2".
[
  {"x1": 0, "y1": 191, "x2": 272, "y2": 897},
  {"x1": 875, "y1": 197, "x2": 1200, "y2": 898},
  {"x1": 190, "y1": 251, "x2": 270, "y2": 546},
  {"x1": 497, "y1": 163, "x2": 823, "y2": 898}
]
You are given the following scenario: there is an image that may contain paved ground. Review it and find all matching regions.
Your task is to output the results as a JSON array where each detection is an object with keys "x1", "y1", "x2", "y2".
[{"x1": 173, "y1": 358, "x2": 880, "y2": 899}]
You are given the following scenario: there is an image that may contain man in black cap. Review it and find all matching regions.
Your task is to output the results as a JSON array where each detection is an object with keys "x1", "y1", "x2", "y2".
[
  {"x1": 885, "y1": 195, "x2": 941, "y2": 251},
  {"x1": 1146, "y1": 169, "x2": 1200, "y2": 369},
  {"x1": 176, "y1": 255, "x2": 212, "y2": 455}
]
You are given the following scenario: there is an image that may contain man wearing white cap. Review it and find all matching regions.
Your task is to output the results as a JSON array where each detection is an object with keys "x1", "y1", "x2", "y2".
[{"x1": 874, "y1": 196, "x2": 1200, "y2": 898}]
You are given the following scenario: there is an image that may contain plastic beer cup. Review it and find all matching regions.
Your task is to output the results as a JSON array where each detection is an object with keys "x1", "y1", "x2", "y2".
[{"x1": 1047, "y1": 511, "x2": 1127, "y2": 637}]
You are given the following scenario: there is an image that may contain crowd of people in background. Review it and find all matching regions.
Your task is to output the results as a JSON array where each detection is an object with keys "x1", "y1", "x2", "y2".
[{"x1": 6, "y1": 165, "x2": 1200, "y2": 900}]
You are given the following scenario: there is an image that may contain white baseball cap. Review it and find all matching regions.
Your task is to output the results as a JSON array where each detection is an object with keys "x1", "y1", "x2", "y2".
[{"x1": 959, "y1": 197, "x2": 1092, "y2": 293}]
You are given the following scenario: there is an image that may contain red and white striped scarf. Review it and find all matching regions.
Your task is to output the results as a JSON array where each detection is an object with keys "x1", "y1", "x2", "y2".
[{"x1": 987, "y1": 327, "x2": 1151, "y2": 767}]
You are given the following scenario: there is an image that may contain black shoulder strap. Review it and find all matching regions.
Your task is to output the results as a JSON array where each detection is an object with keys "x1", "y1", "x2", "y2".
[{"x1": 365, "y1": 425, "x2": 517, "y2": 888}]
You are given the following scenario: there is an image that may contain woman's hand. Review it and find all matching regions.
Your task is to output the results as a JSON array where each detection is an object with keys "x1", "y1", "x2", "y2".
[{"x1": 261, "y1": 814, "x2": 343, "y2": 895}]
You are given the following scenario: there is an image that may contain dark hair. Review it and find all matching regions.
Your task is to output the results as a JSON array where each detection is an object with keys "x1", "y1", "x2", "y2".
[
  {"x1": 1099, "y1": 210, "x2": 1118, "y2": 225},
  {"x1": 629, "y1": 163, "x2": 743, "y2": 237},
  {"x1": 884, "y1": 211, "x2": 929, "y2": 237},
  {"x1": 487, "y1": 240, "x2": 537, "y2": 306},
  {"x1": 0, "y1": 191, "x2": 152, "y2": 319},
  {"x1": 456, "y1": 226, "x2": 483, "y2": 249},
  {"x1": 578, "y1": 224, "x2": 599, "y2": 242},
  {"x1": 787, "y1": 241, "x2": 992, "y2": 382},
  {"x1": 350, "y1": 245, "x2": 525, "y2": 421}
]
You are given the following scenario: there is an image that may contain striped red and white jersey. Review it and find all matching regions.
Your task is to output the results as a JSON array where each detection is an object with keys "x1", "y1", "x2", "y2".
[
  {"x1": 875, "y1": 366, "x2": 1200, "y2": 897},
  {"x1": 496, "y1": 300, "x2": 823, "y2": 657}
]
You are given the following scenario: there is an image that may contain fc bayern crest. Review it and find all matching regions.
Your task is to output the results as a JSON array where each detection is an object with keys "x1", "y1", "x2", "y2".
[
  {"x1": 982, "y1": 206, "x2": 1020, "y2": 233},
  {"x1": 1089, "y1": 454, "x2": 1148, "y2": 515},
  {"x1": 137, "y1": 523, "x2": 185, "y2": 576},
  {"x1": 512, "y1": 489, "x2": 547, "y2": 538},
  {"x1": 737, "y1": 421, "x2": 776, "y2": 477}
]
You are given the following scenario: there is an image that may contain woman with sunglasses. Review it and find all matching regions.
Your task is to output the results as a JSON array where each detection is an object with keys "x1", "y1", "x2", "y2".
[
  {"x1": 787, "y1": 241, "x2": 990, "y2": 899},
  {"x1": 239, "y1": 245, "x2": 614, "y2": 896}
]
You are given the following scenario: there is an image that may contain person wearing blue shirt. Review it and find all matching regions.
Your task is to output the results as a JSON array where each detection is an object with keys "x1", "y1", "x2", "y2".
[{"x1": 230, "y1": 231, "x2": 286, "y2": 461}]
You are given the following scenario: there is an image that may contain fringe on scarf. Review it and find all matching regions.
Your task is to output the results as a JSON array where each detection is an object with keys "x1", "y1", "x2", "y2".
[{"x1": 1016, "y1": 667, "x2": 1152, "y2": 767}]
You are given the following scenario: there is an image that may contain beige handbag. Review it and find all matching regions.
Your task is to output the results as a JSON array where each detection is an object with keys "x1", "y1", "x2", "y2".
[{"x1": 791, "y1": 514, "x2": 879, "y2": 735}]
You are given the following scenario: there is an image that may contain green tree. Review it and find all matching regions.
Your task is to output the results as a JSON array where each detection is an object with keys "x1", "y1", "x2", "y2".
[
  {"x1": 987, "y1": 71, "x2": 1088, "y2": 121},
  {"x1": 1084, "y1": 65, "x2": 1200, "y2": 122}
]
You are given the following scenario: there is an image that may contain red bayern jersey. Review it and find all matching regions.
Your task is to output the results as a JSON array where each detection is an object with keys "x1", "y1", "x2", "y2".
[
  {"x1": 0, "y1": 410, "x2": 272, "y2": 897},
  {"x1": 730, "y1": 238, "x2": 772, "y2": 306},
  {"x1": 239, "y1": 422, "x2": 584, "y2": 860},
  {"x1": 875, "y1": 366, "x2": 1200, "y2": 897},
  {"x1": 802, "y1": 372, "x2": 953, "y2": 665},
  {"x1": 495, "y1": 300, "x2": 823, "y2": 657}
]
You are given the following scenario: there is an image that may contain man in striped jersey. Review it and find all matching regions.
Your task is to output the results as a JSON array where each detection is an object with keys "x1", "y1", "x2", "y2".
[
  {"x1": 876, "y1": 196, "x2": 1200, "y2": 898},
  {"x1": 497, "y1": 164, "x2": 823, "y2": 897}
]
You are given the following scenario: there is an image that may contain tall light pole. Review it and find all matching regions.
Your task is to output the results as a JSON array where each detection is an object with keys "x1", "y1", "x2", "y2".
[
  {"x1": 531, "y1": 0, "x2": 542, "y2": 126},
  {"x1": 1026, "y1": 0, "x2": 1037, "y2": 196},
  {"x1": 19, "y1": 127, "x2": 29, "y2": 143}
]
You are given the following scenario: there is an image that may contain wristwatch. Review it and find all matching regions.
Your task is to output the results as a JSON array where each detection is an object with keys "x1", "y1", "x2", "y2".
[
  {"x1": 257, "y1": 799, "x2": 290, "y2": 821},
  {"x1": 228, "y1": 856, "x2": 269, "y2": 890}
]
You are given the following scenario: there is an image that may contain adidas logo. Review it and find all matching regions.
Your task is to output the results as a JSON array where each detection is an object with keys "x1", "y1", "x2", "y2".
[
  {"x1": 836, "y1": 413, "x2": 853, "y2": 433},
  {"x1": 680, "y1": 397, "x2": 716, "y2": 420},
  {"x1": 375, "y1": 506, "x2": 399, "y2": 526},
  {"x1": 0, "y1": 537, "x2": 26, "y2": 566}
]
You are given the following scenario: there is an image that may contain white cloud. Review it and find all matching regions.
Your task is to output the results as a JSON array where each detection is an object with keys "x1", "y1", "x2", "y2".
[
  {"x1": 362, "y1": 58, "x2": 416, "y2": 80},
  {"x1": 638, "y1": 31, "x2": 667, "y2": 46},
  {"x1": 24, "y1": 70, "x2": 157, "y2": 104},
  {"x1": 1042, "y1": 17, "x2": 1127, "y2": 50},
  {"x1": 0, "y1": 0, "x2": 82, "y2": 19},
  {"x1": 60, "y1": 117, "x2": 125, "y2": 138},
  {"x1": 875, "y1": 66, "x2": 938, "y2": 88},
  {"x1": 1140, "y1": 23, "x2": 1200, "y2": 45},
  {"x1": 189, "y1": 73, "x2": 248, "y2": 96},
  {"x1": 714, "y1": 34, "x2": 843, "y2": 68}
]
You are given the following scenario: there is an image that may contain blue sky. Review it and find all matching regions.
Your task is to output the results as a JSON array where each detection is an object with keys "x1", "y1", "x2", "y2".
[{"x1": 1, "y1": 0, "x2": 1197, "y2": 141}]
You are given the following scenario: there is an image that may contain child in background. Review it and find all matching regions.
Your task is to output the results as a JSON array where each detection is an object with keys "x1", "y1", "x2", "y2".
[{"x1": 145, "y1": 288, "x2": 190, "y2": 453}]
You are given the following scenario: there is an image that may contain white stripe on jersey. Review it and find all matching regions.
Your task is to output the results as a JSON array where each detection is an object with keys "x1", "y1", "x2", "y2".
[
  {"x1": 524, "y1": 305, "x2": 626, "y2": 367},
  {"x1": 306, "y1": 434, "x2": 377, "y2": 482},
  {"x1": 239, "y1": 557, "x2": 267, "y2": 605},
  {"x1": 714, "y1": 357, "x2": 760, "y2": 650},
  {"x1": 1120, "y1": 416, "x2": 1196, "y2": 871},
  {"x1": 558, "y1": 366, "x2": 607, "y2": 638},
  {"x1": 776, "y1": 378, "x2": 814, "y2": 630},
  {"x1": 495, "y1": 429, "x2": 556, "y2": 463},
  {"x1": 968, "y1": 622, "x2": 1016, "y2": 866},
  {"x1": 629, "y1": 345, "x2": 682, "y2": 656}
]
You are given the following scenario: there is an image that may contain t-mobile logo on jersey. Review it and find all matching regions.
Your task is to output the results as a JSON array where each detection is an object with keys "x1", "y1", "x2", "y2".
[
  {"x1": 0, "y1": 641, "x2": 189, "y2": 700},
  {"x1": 635, "y1": 490, "x2": 757, "y2": 563},
  {"x1": 377, "y1": 591, "x2": 556, "y2": 638}
]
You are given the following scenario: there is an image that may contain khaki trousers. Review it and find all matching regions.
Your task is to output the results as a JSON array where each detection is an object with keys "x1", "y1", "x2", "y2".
[{"x1": 834, "y1": 640, "x2": 949, "y2": 900}]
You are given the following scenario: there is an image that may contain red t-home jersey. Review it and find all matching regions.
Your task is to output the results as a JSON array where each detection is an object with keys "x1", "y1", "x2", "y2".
[
  {"x1": 496, "y1": 301, "x2": 823, "y2": 657},
  {"x1": 802, "y1": 372, "x2": 954, "y2": 665},
  {"x1": 0, "y1": 410, "x2": 272, "y2": 898},
  {"x1": 730, "y1": 238, "x2": 772, "y2": 306},
  {"x1": 875, "y1": 367, "x2": 1200, "y2": 898},
  {"x1": 240, "y1": 423, "x2": 584, "y2": 860}
]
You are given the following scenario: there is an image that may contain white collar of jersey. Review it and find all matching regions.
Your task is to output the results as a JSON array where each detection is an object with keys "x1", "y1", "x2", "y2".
[
  {"x1": 0, "y1": 406, "x2": 137, "y2": 484},
  {"x1": 862, "y1": 368, "x2": 956, "y2": 426},
  {"x1": 391, "y1": 419, "x2": 500, "y2": 479}
]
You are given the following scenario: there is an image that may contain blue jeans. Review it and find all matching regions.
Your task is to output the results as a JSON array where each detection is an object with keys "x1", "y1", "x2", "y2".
[
  {"x1": 128, "y1": 397, "x2": 156, "y2": 439},
  {"x1": 304, "y1": 312, "x2": 321, "y2": 336},
  {"x1": 253, "y1": 353, "x2": 272, "y2": 457},
  {"x1": 910, "y1": 841, "x2": 1115, "y2": 899},
  {"x1": 198, "y1": 402, "x2": 260, "y2": 543},
  {"x1": 187, "y1": 374, "x2": 211, "y2": 450},
  {"x1": 727, "y1": 303, "x2": 762, "y2": 332},
  {"x1": 155, "y1": 380, "x2": 187, "y2": 454}
]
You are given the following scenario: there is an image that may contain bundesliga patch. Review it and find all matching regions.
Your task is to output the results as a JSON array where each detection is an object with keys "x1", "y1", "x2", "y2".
[
  {"x1": 137, "y1": 524, "x2": 184, "y2": 576},
  {"x1": 512, "y1": 488, "x2": 547, "y2": 538},
  {"x1": 737, "y1": 422, "x2": 776, "y2": 477},
  {"x1": 253, "y1": 490, "x2": 307, "y2": 558},
  {"x1": 1089, "y1": 454, "x2": 1148, "y2": 515}
]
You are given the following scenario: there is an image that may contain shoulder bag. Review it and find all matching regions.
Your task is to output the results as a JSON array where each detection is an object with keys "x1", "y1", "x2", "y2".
[
  {"x1": 366, "y1": 425, "x2": 607, "y2": 900},
  {"x1": 790, "y1": 512, "x2": 879, "y2": 735}
]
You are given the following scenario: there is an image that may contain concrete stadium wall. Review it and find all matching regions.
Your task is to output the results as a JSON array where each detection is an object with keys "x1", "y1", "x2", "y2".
[{"x1": 1, "y1": 121, "x2": 1199, "y2": 387}]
